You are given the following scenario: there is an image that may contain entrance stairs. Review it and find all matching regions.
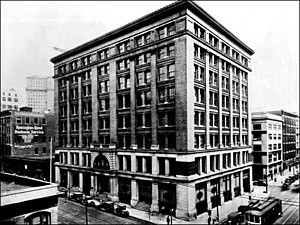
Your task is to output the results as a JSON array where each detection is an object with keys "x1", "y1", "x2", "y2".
[{"x1": 133, "y1": 201, "x2": 150, "y2": 212}]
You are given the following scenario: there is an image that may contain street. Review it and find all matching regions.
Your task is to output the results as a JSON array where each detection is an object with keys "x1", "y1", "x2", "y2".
[
  {"x1": 57, "y1": 198, "x2": 153, "y2": 224},
  {"x1": 271, "y1": 181, "x2": 300, "y2": 225}
]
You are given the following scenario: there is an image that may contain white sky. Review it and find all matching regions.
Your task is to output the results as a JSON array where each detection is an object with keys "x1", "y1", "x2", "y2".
[{"x1": 1, "y1": 1, "x2": 299, "y2": 114}]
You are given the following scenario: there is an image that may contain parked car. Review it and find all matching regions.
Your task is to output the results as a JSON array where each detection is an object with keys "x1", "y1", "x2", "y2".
[
  {"x1": 70, "y1": 192, "x2": 84, "y2": 203},
  {"x1": 97, "y1": 201, "x2": 115, "y2": 213},
  {"x1": 81, "y1": 195, "x2": 93, "y2": 205},
  {"x1": 115, "y1": 205, "x2": 129, "y2": 217},
  {"x1": 58, "y1": 187, "x2": 68, "y2": 198},
  {"x1": 253, "y1": 179, "x2": 267, "y2": 186},
  {"x1": 86, "y1": 199, "x2": 102, "y2": 207}
]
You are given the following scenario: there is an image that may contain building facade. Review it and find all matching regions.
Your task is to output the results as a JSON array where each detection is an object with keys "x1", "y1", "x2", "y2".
[
  {"x1": 26, "y1": 76, "x2": 54, "y2": 113},
  {"x1": 1, "y1": 88, "x2": 19, "y2": 111},
  {"x1": 0, "y1": 107, "x2": 56, "y2": 181},
  {"x1": 268, "y1": 110, "x2": 300, "y2": 174},
  {"x1": 51, "y1": 1, "x2": 254, "y2": 220},
  {"x1": 251, "y1": 112, "x2": 283, "y2": 181}
]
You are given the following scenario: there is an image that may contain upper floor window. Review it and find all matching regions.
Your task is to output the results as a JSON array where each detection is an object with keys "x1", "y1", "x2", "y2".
[
  {"x1": 232, "y1": 49, "x2": 240, "y2": 61},
  {"x1": 99, "y1": 48, "x2": 110, "y2": 60},
  {"x1": 98, "y1": 64, "x2": 110, "y2": 76},
  {"x1": 136, "y1": 90, "x2": 151, "y2": 106},
  {"x1": 99, "y1": 80, "x2": 109, "y2": 93},
  {"x1": 137, "y1": 71, "x2": 151, "y2": 86},
  {"x1": 222, "y1": 76, "x2": 229, "y2": 90},
  {"x1": 118, "y1": 75, "x2": 131, "y2": 90},
  {"x1": 83, "y1": 70, "x2": 91, "y2": 81},
  {"x1": 167, "y1": 23, "x2": 176, "y2": 36},
  {"x1": 158, "y1": 87, "x2": 175, "y2": 103},
  {"x1": 158, "y1": 44, "x2": 175, "y2": 59},
  {"x1": 117, "y1": 58, "x2": 130, "y2": 70},
  {"x1": 158, "y1": 64, "x2": 175, "y2": 81},
  {"x1": 209, "y1": 92, "x2": 218, "y2": 107},
  {"x1": 209, "y1": 71, "x2": 218, "y2": 86},
  {"x1": 136, "y1": 53, "x2": 150, "y2": 66},
  {"x1": 194, "y1": 23, "x2": 205, "y2": 40},
  {"x1": 209, "y1": 34, "x2": 219, "y2": 49},
  {"x1": 222, "y1": 43, "x2": 230, "y2": 55},
  {"x1": 194, "y1": 44, "x2": 205, "y2": 61},
  {"x1": 81, "y1": 55, "x2": 92, "y2": 66},
  {"x1": 194, "y1": 87, "x2": 205, "y2": 104},
  {"x1": 194, "y1": 64, "x2": 205, "y2": 82}
]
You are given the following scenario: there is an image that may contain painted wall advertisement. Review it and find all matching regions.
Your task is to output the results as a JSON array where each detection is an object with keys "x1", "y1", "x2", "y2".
[{"x1": 14, "y1": 125, "x2": 45, "y2": 145}]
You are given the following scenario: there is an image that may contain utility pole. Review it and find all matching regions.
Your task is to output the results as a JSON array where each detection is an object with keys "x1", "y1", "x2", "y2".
[{"x1": 49, "y1": 136, "x2": 52, "y2": 183}]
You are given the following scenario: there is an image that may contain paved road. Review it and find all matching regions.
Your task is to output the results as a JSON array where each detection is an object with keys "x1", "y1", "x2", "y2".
[
  {"x1": 58, "y1": 198, "x2": 153, "y2": 224},
  {"x1": 271, "y1": 180, "x2": 300, "y2": 225}
]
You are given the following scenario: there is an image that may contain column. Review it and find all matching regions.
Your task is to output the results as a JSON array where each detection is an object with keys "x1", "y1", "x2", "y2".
[
  {"x1": 207, "y1": 154, "x2": 211, "y2": 175},
  {"x1": 55, "y1": 167, "x2": 60, "y2": 184},
  {"x1": 131, "y1": 153, "x2": 136, "y2": 172},
  {"x1": 220, "y1": 153, "x2": 223, "y2": 172},
  {"x1": 54, "y1": 79, "x2": 60, "y2": 149},
  {"x1": 110, "y1": 177, "x2": 118, "y2": 196},
  {"x1": 68, "y1": 170, "x2": 72, "y2": 189},
  {"x1": 218, "y1": 58, "x2": 223, "y2": 147},
  {"x1": 151, "y1": 182, "x2": 159, "y2": 211},
  {"x1": 165, "y1": 158, "x2": 170, "y2": 176},
  {"x1": 79, "y1": 172, "x2": 83, "y2": 191},
  {"x1": 152, "y1": 155, "x2": 158, "y2": 175},
  {"x1": 78, "y1": 76, "x2": 83, "y2": 147},
  {"x1": 91, "y1": 67, "x2": 99, "y2": 143},
  {"x1": 175, "y1": 36, "x2": 194, "y2": 151},
  {"x1": 229, "y1": 65, "x2": 234, "y2": 146},
  {"x1": 109, "y1": 61, "x2": 117, "y2": 146},
  {"x1": 205, "y1": 51, "x2": 211, "y2": 148},
  {"x1": 142, "y1": 157, "x2": 147, "y2": 173},
  {"x1": 240, "y1": 171, "x2": 244, "y2": 194},
  {"x1": 123, "y1": 156, "x2": 127, "y2": 171},
  {"x1": 238, "y1": 70, "x2": 243, "y2": 145},
  {"x1": 249, "y1": 166, "x2": 253, "y2": 191},
  {"x1": 79, "y1": 152, "x2": 83, "y2": 166},
  {"x1": 94, "y1": 175, "x2": 98, "y2": 192},
  {"x1": 176, "y1": 183, "x2": 196, "y2": 220},
  {"x1": 130, "y1": 59, "x2": 137, "y2": 149},
  {"x1": 131, "y1": 179, "x2": 138, "y2": 206},
  {"x1": 66, "y1": 80, "x2": 71, "y2": 146},
  {"x1": 91, "y1": 175, "x2": 94, "y2": 190},
  {"x1": 150, "y1": 50, "x2": 158, "y2": 150},
  {"x1": 230, "y1": 173, "x2": 235, "y2": 199}
]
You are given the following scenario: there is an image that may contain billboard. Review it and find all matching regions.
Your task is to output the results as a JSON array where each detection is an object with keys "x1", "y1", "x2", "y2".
[{"x1": 14, "y1": 125, "x2": 45, "y2": 143}]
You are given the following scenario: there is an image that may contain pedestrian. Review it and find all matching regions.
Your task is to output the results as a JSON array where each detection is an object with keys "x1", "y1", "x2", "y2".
[
  {"x1": 194, "y1": 212, "x2": 197, "y2": 219},
  {"x1": 208, "y1": 216, "x2": 211, "y2": 225},
  {"x1": 166, "y1": 216, "x2": 170, "y2": 225},
  {"x1": 274, "y1": 177, "x2": 277, "y2": 182}
]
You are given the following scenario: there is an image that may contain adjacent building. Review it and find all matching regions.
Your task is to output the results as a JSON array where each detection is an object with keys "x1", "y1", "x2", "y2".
[
  {"x1": 251, "y1": 112, "x2": 283, "y2": 181},
  {"x1": 0, "y1": 107, "x2": 56, "y2": 181},
  {"x1": 26, "y1": 76, "x2": 54, "y2": 113},
  {"x1": 50, "y1": 1, "x2": 254, "y2": 220},
  {"x1": 1, "y1": 172, "x2": 60, "y2": 224},
  {"x1": 268, "y1": 110, "x2": 300, "y2": 174},
  {"x1": 1, "y1": 88, "x2": 19, "y2": 111}
]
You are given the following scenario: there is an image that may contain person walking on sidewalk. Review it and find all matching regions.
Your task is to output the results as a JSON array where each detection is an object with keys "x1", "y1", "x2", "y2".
[{"x1": 167, "y1": 216, "x2": 170, "y2": 225}]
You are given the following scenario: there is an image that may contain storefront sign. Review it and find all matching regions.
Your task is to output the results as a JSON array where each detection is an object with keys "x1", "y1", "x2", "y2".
[
  {"x1": 14, "y1": 144, "x2": 33, "y2": 149},
  {"x1": 15, "y1": 125, "x2": 44, "y2": 135}
]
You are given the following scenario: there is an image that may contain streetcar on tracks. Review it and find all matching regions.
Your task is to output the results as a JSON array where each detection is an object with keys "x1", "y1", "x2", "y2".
[{"x1": 244, "y1": 197, "x2": 282, "y2": 225}]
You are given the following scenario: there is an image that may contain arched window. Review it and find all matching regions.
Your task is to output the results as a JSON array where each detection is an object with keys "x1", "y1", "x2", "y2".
[{"x1": 93, "y1": 155, "x2": 110, "y2": 170}]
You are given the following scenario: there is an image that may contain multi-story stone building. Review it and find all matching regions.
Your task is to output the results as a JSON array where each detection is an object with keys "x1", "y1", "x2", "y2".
[
  {"x1": 268, "y1": 110, "x2": 300, "y2": 174},
  {"x1": 0, "y1": 106, "x2": 56, "y2": 181},
  {"x1": 50, "y1": 1, "x2": 254, "y2": 220},
  {"x1": 1, "y1": 88, "x2": 19, "y2": 111},
  {"x1": 26, "y1": 76, "x2": 54, "y2": 113},
  {"x1": 251, "y1": 112, "x2": 283, "y2": 181}
]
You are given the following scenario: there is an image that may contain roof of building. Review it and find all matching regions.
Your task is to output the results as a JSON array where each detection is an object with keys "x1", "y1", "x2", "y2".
[
  {"x1": 50, "y1": 0, "x2": 254, "y2": 64},
  {"x1": 252, "y1": 111, "x2": 283, "y2": 122}
]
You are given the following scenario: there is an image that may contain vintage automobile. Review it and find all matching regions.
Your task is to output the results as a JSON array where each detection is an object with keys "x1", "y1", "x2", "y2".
[
  {"x1": 81, "y1": 195, "x2": 93, "y2": 205},
  {"x1": 115, "y1": 205, "x2": 129, "y2": 217},
  {"x1": 70, "y1": 192, "x2": 85, "y2": 203},
  {"x1": 97, "y1": 201, "x2": 115, "y2": 213},
  {"x1": 86, "y1": 199, "x2": 102, "y2": 207},
  {"x1": 58, "y1": 187, "x2": 68, "y2": 198},
  {"x1": 253, "y1": 179, "x2": 267, "y2": 186}
]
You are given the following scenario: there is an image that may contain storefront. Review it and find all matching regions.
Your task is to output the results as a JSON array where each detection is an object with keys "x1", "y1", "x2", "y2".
[
  {"x1": 195, "y1": 182, "x2": 207, "y2": 215},
  {"x1": 118, "y1": 178, "x2": 131, "y2": 204}
]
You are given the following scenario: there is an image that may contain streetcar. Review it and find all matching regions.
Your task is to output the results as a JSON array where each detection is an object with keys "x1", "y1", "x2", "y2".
[{"x1": 244, "y1": 197, "x2": 282, "y2": 225}]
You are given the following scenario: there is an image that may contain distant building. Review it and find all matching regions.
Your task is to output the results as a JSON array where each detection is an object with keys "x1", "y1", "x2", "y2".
[
  {"x1": 26, "y1": 76, "x2": 54, "y2": 113},
  {"x1": 1, "y1": 88, "x2": 19, "y2": 111},
  {"x1": 50, "y1": 0, "x2": 254, "y2": 220},
  {"x1": 268, "y1": 110, "x2": 300, "y2": 174},
  {"x1": 0, "y1": 172, "x2": 60, "y2": 224},
  {"x1": 0, "y1": 107, "x2": 56, "y2": 181},
  {"x1": 251, "y1": 112, "x2": 283, "y2": 181}
]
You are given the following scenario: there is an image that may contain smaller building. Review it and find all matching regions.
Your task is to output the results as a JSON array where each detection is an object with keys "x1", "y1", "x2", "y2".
[
  {"x1": 0, "y1": 172, "x2": 60, "y2": 224},
  {"x1": 252, "y1": 112, "x2": 283, "y2": 181},
  {"x1": 1, "y1": 88, "x2": 19, "y2": 111},
  {"x1": 0, "y1": 107, "x2": 56, "y2": 181}
]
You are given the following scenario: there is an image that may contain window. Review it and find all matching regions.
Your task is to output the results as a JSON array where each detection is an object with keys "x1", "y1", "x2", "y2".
[
  {"x1": 100, "y1": 80, "x2": 109, "y2": 93},
  {"x1": 118, "y1": 75, "x2": 130, "y2": 89},
  {"x1": 16, "y1": 117, "x2": 22, "y2": 124},
  {"x1": 233, "y1": 117, "x2": 239, "y2": 128},
  {"x1": 194, "y1": 23, "x2": 205, "y2": 40},
  {"x1": 2, "y1": 97, "x2": 6, "y2": 101},
  {"x1": 99, "y1": 64, "x2": 109, "y2": 75},
  {"x1": 34, "y1": 118, "x2": 38, "y2": 124},
  {"x1": 210, "y1": 134, "x2": 219, "y2": 148},
  {"x1": 99, "y1": 98, "x2": 109, "y2": 111},
  {"x1": 222, "y1": 76, "x2": 229, "y2": 90},
  {"x1": 194, "y1": 87, "x2": 205, "y2": 104},
  {"x1": 194, "y1": 111, "x2": 205, "y2": 126},
  {"x1": 194, "y1": 64, "x2": 205, "y2": 83},
  {"x1": 137, "y1": 71, "x2": 151, "y2": 86},
  {"x1": 209, "y1": 92, "x2": 218, "y2": 107},
  {"x1": 209, "y1": 34, "x2": 219, "y2": 49},
  {"x1": 158, "y1": 87, "x2": 175, "y2": 103},
  {"x1": 99, "y1": 117, "x2": 110, "y2": 129},
  {"x1": 194, "y1": 133, "x2": 205, "y2": 149},
  {"x1": 222, "y1": 115, "x2": 229, "y2": 128},
  {"x1": 209, "y1": 113, "x2": 218, "y2": 127},
  {"x1": 233, "y1": 98, "x2": 239, "y2": 111},
  {"x1": 137, "y1": 91, "x2": 151, "y2": 106},
  {"x1": 222, "y1": 134, "x2": 230, "y2": 147},
  {"x1": 158, "y1": 111, "x2": 175, "y2": 127},
  {"x1": 99, "y1": 48, "x2": 110, "y2": 60},
  {"x1": 194, "y1": 44, "x2": 205, "y2": 61},
  {"x1": 167, "y1": 23, "x2": 175, "y2": 36},
  {"x1": 25, "y1": 117, "x2": 30, "y2": 124},
  {"x1": 209, "y1": 71, "x2": 218, "y2": 86},
  {"x1": 158, "y1": 133, "x2": 176, "y2": 149},
  {"x1": 35, "y1": 148, "x2": 39, "y2": 154},
  {"x1": 42, "y1": 147, "x2": 46, "y2": 153},
  {"x1": 268, "y1": 134, "x2": 272, "y2": 140},
  {"x1": 222, "y1": 95, "x2": 229, "y2": 109},
  {"x1": 137, "y1": 134, "x2": 151, "y2": 149},
  {"x1": 137, "y1": 113, "x2": 152, "y2": 128},
  {"x1": 83, "y1": 85, "x2": 91, "y2": 97},
  {"x1": 158, "y1": 27, "x2": 165, "y2": 39},
  {"x1": 158, "y1": 64, "x2": 175, "y2": 81},
  {"x1": 118, "y1": 94, "x2": 130, "y2": 109}
]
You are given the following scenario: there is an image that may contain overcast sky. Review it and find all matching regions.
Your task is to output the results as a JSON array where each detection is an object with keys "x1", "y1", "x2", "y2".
[{"x1": 1, "y1": 1, "x2": 299, "y2": 114}]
